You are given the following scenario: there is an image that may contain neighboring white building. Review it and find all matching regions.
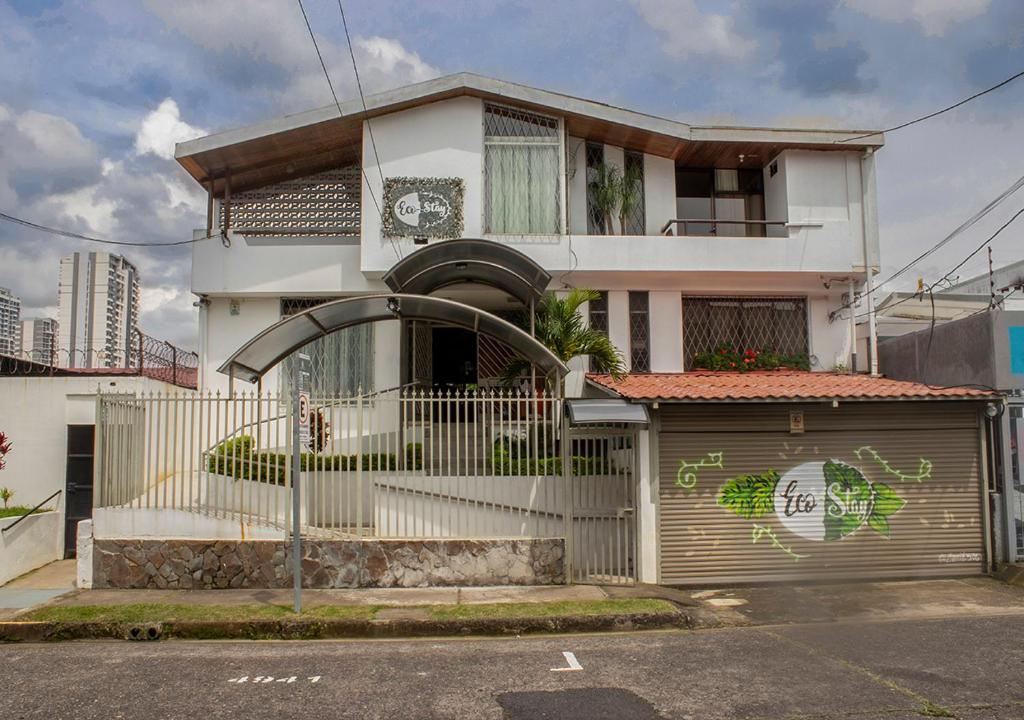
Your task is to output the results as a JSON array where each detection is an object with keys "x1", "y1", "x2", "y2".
[
  {"x1": 176, "y1": 73, "x2": 885, "y2": 393},
  {"x1": 19, "y1": 317, "x2": 58, "y2": 365},
  {"x1": 57, "y1": 251, "x2": 140, "y2": 369},
  {"x1": 0, "y1": 287, "x2": 21, "y2": 357},
  {"x1": 871, "y1": 259, "x2": 1024, "y2": 341}
]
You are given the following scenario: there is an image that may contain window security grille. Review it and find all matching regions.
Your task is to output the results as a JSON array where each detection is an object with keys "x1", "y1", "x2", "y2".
[
  {"x1": 623, "y1": 150, "x2": 646, "y2": 235},
  {"x1": 628, "y1": 291, "x2": 650, "y2": 372},
  {"x1": 484, "y1": 104, "x2": 561, "y2": 234},
  {"x1": 585, "y1": 142, "x2": 605, "y2": 235},
  {"x1": 219, "y1": 167, "x2": 361, "y2": 237},
  {"x1": 588, "y1": 291, "x2": 609, "y2": 337},
  {"x1": 682, "y1": 296, "x2": 808, "y2": 369},
  {"x1": 280, "y1": 298, "x2": 374, "y2": 396}
]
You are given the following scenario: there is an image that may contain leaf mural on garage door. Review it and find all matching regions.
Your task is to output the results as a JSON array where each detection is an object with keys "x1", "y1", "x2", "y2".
[
  {"x1": 717, "y1": 470, "x2": 779, "y2": 519},
  {"x1": 708, "y1": 449, "x2": 918, "y2": 561}
]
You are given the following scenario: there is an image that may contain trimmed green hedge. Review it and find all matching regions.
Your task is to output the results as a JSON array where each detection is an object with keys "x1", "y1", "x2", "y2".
[
  {"x1": 490, "y1": 446, "x2": 613, "y2": 476},
  {"x1": 207, "y1": 436, "x2": 423, "y2": 486}
]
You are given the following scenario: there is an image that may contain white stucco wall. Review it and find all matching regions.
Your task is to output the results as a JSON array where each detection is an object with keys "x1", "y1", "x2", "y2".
[
  {"x1": 0, "y1": 510, "x2": 63, "y2": 585},
  {"x1": 361, "y1": 96, "x2": 486, "y2": 272},
  {"x1": 200, "y1": 297, "x2": 282, "y2": 394},
  {"x1": 650, "y1": 291, "x2": 683, "y2": 372},
  {"x1": 0, "y1": 375, "x2": 179, "y2": 511},
  {"x1": 644, "y1": 153, "x2": 676, "y2": 236}
]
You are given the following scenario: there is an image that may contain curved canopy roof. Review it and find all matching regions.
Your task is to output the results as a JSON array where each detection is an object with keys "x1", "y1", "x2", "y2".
[
  {"x1": 382, "y1": 238, "x2": 552, "y2": 306},
  {"x1": 217, "y1": 294, "x2": 567, "y2": 384}
]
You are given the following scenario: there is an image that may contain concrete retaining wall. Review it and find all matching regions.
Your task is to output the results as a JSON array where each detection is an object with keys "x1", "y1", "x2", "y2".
[
  {"x1": 91, "y1": 537, "x2": 565, "y2": 589},
  {"x1": 0, "y1": 511, "x2": 63, "y2": 585}
]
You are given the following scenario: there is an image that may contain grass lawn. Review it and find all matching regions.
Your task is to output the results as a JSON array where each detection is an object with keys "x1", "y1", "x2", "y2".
[
  {"x1": 25, "y1": 603, "x2": 378, "y2": 624},
  {"x1": 24, "y1": 599, "x2": 675, "y2": 624},
  {"x1": 0, "y1": 506, "x2": 51, "y2": 519},
  {"x1": 427, "y1": 599, "x2": 675, "y2": 620}
]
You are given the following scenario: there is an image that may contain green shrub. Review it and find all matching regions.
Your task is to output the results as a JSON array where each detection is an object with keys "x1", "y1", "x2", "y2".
[
  {"x1": 206, "y1": 436, "x2": 423, "y2": 485},
  {"x1": 489, "y1": 446, "x2": 613, "y2": 476},
  {"x1": 692, "y1": 344, "x2": 810, "y2": 372}
]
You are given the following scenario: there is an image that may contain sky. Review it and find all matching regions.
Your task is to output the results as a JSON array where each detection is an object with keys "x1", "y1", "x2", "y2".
[{"x1": 0, "y1": 0, "x2": 1022, "y2": 350}]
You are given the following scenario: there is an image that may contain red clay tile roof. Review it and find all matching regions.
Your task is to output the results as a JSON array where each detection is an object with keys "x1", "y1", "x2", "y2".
[{"x1": 586, "y1": 371, "x2": 995, "y2": 402}]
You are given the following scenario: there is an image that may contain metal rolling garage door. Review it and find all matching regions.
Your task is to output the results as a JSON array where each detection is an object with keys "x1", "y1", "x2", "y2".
[{"x1": 658, "y1": 402, "x2": 987, "y2": 585}]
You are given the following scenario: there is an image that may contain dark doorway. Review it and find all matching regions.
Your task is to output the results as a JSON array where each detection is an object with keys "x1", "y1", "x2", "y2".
[
  {"x1": 432, "y1": 327, "x2": 478, "y2": 387},
  {"x1": 64, "y1": 424, "x2": 94, "y2": 558}
]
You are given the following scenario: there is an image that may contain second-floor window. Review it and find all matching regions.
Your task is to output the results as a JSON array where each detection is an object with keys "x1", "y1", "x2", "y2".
[
  {"x1": 623, "y1": 150, "x2": 646, "y2": 235},
  {"x1": 585, "y1": 145, "x2": 646, "y2": 235},
  {"x1": 675, "y1": 168, "x2": 765, "y2": 237},
  {"x1": 484, "y1": 104, "x2": 561, "y2": 234}
]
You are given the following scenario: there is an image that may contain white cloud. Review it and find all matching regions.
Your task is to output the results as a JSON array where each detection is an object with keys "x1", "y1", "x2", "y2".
[
  {"x1": 0, "y1": 103, "x2": 206, "y2": 349},
  {"x1": 355, "y1": 36, "x2": 437, "y2": 82},
  {"x1": 844, "y1": 0, "x2": 990, "y2": 37},
  {"x1": 134, "y1": 98, "x2": 206, "y2": 160},
  {"x1": 629, "y1": 0, "x2": 756, "y2": 61},
  {"x1": 144, "y1": 1, "x2": 441, "y2": 110}
]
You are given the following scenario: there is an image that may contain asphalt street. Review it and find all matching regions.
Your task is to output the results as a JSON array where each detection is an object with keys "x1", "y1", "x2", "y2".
[{"x1": 4, "y1": 614, "x2": 1024, "y2": 719}]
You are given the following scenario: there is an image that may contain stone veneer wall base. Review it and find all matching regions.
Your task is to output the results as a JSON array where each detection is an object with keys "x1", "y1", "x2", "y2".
[{"x1": 92, "y1": 538, "x2": 565, "y2": 589}]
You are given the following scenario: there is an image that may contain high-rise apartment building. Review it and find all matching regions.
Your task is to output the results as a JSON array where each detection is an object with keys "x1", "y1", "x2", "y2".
[
  {"x1": 57, "y1": 252, "x2": 140, "y2": 368},
  {"x1": 0, "y1": 287, "x2": 21, "y2": 356},
  {"x1": 20, "y1": 317, "x2": 58, "y2": 365}
]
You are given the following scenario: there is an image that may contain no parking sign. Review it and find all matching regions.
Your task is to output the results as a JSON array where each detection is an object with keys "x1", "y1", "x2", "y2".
[{"x1": 298, "y1": 391, "x2": 310, "y2": 445}]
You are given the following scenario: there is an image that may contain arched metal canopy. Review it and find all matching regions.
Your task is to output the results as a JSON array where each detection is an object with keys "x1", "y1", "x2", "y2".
[
  {"x1": 217, "y1": 294, "x2": 568, "y2": 383},
  {"x1": 382, "y1": 238, "x2": 551, "y2": 306}
]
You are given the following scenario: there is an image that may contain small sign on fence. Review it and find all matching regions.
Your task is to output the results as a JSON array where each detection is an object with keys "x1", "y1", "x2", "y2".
[{"x1": 298, "y1": 391, "x2": 310, "y2": 445}]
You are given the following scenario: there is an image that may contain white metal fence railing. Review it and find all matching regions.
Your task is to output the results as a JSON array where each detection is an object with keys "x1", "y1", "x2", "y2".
[
  {"x1": 95, "y1": 389, "x2": 563, "y2": 537},
  {"x1": 95, "y1": 388, "x2": 638, "y2": 583}
]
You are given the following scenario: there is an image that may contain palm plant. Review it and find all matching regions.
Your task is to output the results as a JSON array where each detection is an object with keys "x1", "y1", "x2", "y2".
[
  {"x1": 503, "y1": 288, "x2": 626, "y2": 392},
  {"x1": 618, "y1": 162, "x2": 644, "y2": 235},
  {"x1": 590, "y1": 162, "x2": 622, "y2": 235}
]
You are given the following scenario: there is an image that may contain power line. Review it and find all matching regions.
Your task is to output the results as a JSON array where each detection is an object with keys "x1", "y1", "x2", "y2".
[
  {"x1": 337, "y1": 0, "x2": 387, "y2": 213},
  {"x1": 294, "y1": 0, "x2": 397, "y2": 261},
  {"x1": 857, "y1": 205, "x2": 1024, "y2": 320},
  {"x1": 296, "y1": 0, "x2": 342, "y2": 111},
  {"x1": 839, "y1": 68, "x2": 1024, "y2": 143},
  {"x1": 830, "y1": 173, "x2": 1024, "y2": 320},
  {"x1": 0, "y1": 212, "x2": 212, "y2": 247}
]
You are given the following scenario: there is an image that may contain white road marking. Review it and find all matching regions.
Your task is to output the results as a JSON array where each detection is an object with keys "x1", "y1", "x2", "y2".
[
  {"x1": 550, "y1": 651, "x2": 583, "y2": 672},
  {"x1": 228, "y1": 675, "x2": 316, "y2": 684}
]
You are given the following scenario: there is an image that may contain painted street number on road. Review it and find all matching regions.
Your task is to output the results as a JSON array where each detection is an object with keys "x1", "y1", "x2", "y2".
[{"x1": 228, "y1": 676, "x2": 321, "y2": 684}]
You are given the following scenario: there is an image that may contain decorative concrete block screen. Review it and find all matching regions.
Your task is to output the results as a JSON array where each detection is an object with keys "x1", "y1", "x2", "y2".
[
  {"x1": 92, "y1": 537, "x2": 565, "y2": 589},
  {"x1": 219, "y1": 166, "x2": 361, "y2": 236}
]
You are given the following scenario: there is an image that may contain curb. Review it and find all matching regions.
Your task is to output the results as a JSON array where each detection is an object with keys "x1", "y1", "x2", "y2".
[{"x1": 0, "y1": 611, "x2": 689, "y2": 642}]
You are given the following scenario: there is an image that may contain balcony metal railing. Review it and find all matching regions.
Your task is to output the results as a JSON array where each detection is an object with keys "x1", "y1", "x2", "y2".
[{"x1": 660, "y1": 219, "x2": 788, "y2": 236}]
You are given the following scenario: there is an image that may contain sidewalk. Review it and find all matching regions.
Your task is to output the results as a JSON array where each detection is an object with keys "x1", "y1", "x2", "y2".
[
  {"x1": 45, "y1": 583, "x2": 609, "y2": 610},
  {"x1": 0, "y1": 560, "x2": 77, "y2": 620}
]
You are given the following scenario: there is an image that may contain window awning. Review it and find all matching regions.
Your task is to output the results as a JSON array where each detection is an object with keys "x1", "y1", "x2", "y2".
[
  {"x1": 566, "y1": 399, "x2": 650, "y2": 427},
  {"x1": 383, "y1": 238, "x2": 551, "y2": 306},
  {"x1": 218, "y1": 294, "x2": 568, "y2": 383}
]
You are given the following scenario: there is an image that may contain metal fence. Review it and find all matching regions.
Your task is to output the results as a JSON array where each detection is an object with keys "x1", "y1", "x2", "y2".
[
  {"x1": 96, "y1": 389, "x2": 562, "y2": 536},
  {"x1": 95, "y1": 388, "x2": 638, "y2": 583},
  {"x1": 1, "y1": 330, "x2": 198, "y2": 388}
]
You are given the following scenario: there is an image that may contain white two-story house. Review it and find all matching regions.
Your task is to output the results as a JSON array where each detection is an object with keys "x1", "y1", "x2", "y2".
[
  {"x1": 177, "y1": 73, "x2": 884, "y2": 397},
  {"x1": 72, "y1": 73, "x2": 996, "y2": 590}
]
